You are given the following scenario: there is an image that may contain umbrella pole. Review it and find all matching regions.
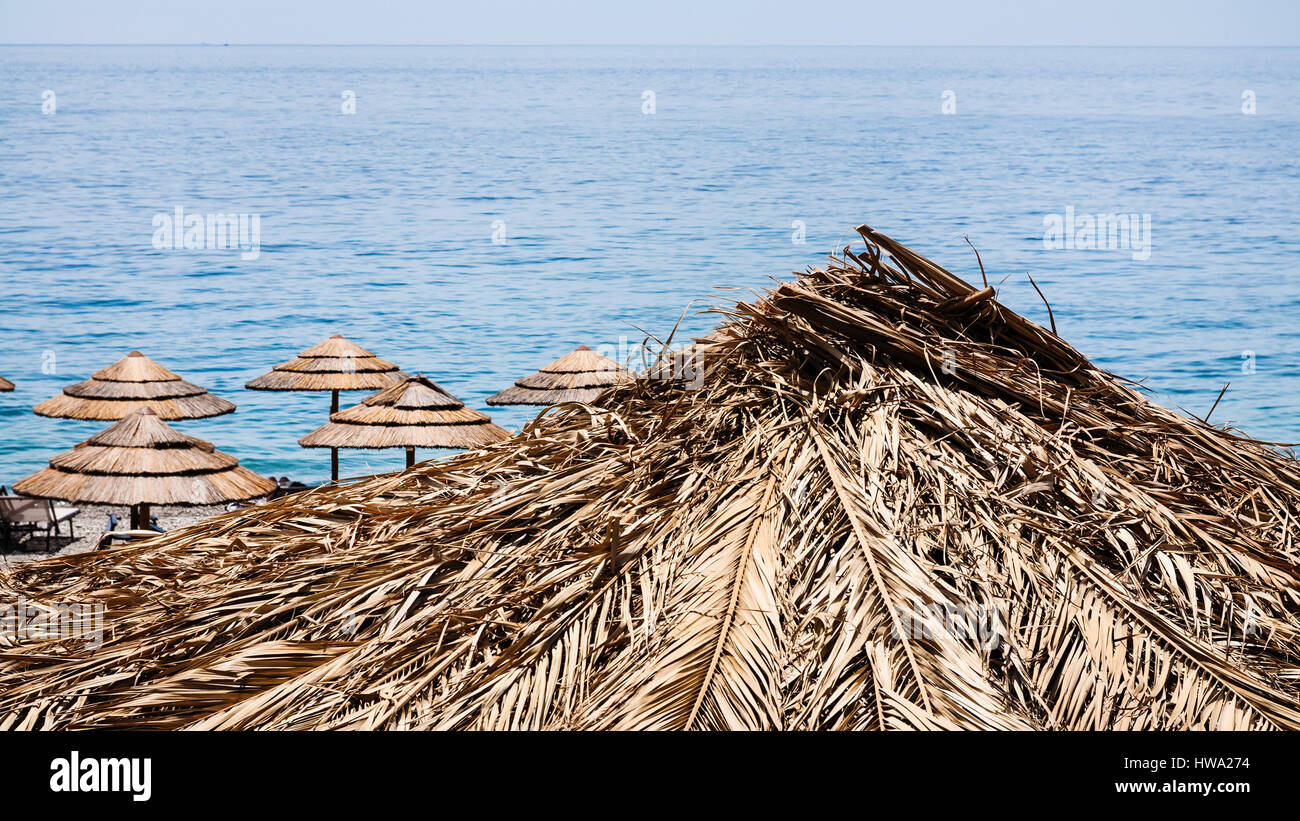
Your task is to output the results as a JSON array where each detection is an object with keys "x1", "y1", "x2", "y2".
[
  {"x1": 139, "y1": 503, "x2": 151, "y2": 531},
  {"x1": 406, "y1": 447, "x2": 415, "y2": 468},
  {"x1": 330, "y1": 389, "x2": 340, "y2": 483}
]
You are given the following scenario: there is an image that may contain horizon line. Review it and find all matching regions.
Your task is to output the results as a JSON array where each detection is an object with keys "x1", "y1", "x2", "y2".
[{"x1": 1, "y1": 42, "x2": 1296, "y2": 48}]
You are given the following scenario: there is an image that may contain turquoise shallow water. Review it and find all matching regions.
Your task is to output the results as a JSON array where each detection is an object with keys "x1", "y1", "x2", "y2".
[{"x1": 1, "y1": 46, "x2": 1297, "y2": 484}]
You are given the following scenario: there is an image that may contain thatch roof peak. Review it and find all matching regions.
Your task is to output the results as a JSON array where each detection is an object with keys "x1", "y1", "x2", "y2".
[
  {"x1": 4, "y1": 225, "x2": 1300, "y2": 731},
  {"x1": 366, "y1": 374, "x2": 462, "y2": 411},
  {"x1": 540, "y1": 345, "x2": 622, "y2": 374},
  {"x1": 34, "y1": 352, "x2": 235, "y2": 420},
  {"x1": 298, "y1": 333, "x2": 376, "y2": 360},
  {"x1": 486, "y1": 344, "x2": 629, "y2": 406},
  {"x1": 245, "y1": 334, "x2": 406, "y2": 393},
  {"x1": 84, "y1": 406, "x2": 198, "y2": 449},
  {"x1": 94, "y1": 351, "x2": 180, "y2": 382},
  {"x1": 298, "y1": 374, "x2": 508, "y2": 451},
  {"x1": 0, "y1": 375, "x2": 13, "y2": 392}
]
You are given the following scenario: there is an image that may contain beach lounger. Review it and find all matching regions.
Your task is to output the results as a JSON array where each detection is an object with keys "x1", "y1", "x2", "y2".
[
  {"x1": 0, "y1": 496, "x2": 80, "y2": 549},
  {"x1": 95, "y1": 530, "x2": 160, "y2": 551},
  {"x1": 107, "y1": 512, "x2": 164, "y2": 533},
  {"x1": 266, "y1": 476, "x2": 313, "y2": 500}
]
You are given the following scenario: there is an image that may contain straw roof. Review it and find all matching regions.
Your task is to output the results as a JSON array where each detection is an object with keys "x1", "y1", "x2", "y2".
[
  {"x1": 32, "y1": 352, "x2": 235, "y2": 420},
  {"x1": 486, "y1": 345, "x2": 628, "y2": 405},
  {"x1": 12, "y1": 407, "x2": 275, "y2": 506},
  {"x1": 0, "y1": 376, "x2": 12, "y2": 392},
  {"x1": 299, "y1": 375, "x2": 510, "y2": 450},
  {"x1": 3, "y1": 224, "x2": 1300, "y2": 731},
  {"x1": 245, "y1": 334, "x2": 407, "y2": 392}
]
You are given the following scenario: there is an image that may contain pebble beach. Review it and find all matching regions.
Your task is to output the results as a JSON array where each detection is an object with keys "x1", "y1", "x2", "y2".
[{"x1": 0, "y1": 503, "x2": 232, "y2": 566}]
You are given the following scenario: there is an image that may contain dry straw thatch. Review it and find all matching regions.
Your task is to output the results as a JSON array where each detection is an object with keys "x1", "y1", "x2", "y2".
[
  {"x1": 3, "y1": 224, "x2": 1300, "y2": 731},
  {"x1": 12, "y1": 407, "x2": 274, "y2": 507},
  {"x1": 486, "y1": 344, "x2": 628, "y2": 406},
  {"x1": 245, "y1": 334, "x2": 407, "y2": 393},
  {"x1": 0, "y1": 376, "x2": 13, "y2": 392},
  {"x1": 300, "y1": 375, "x2": 509, "y2": 451},
  {"x1": 32, "y1": 351, "x2": 235, "y2": 420}
]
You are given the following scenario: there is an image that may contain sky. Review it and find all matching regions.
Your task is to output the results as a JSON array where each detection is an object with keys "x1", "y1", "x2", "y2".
[{"x1": 1, "y1": 0, "x2": 1297, "y2": 46}]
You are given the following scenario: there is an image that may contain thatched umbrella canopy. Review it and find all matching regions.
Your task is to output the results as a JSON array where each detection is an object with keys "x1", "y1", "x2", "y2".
[
  {"x1": 246, "y1": 334, "x2": 408, "y2": 481},
  {"x1": 13, "y1": 407, "x2": 274, "y2": 529},
  {"x1": 486, "y1": 345, "x2": 627, "y2": 406},
  {"x1": 300, "y1": 375, "x2": 509, "y2": 469},
  {"x1": 0, "y1": 376, "x2": 12, "y2": 392},
  {"x1": 32, "y1": 351, "x2": 235, "y2": 420},
  {"x1": 4, "y1": 225, "x2": 1300, "y2": 731},
  {"x1": 245, "y1": 334, "x2": 406, "y2": 393}
]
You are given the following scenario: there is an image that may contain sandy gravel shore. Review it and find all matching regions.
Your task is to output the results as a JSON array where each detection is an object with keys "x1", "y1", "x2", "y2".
[{"x1": 0, "y1": 503, "x2": 231, "y2": 568}]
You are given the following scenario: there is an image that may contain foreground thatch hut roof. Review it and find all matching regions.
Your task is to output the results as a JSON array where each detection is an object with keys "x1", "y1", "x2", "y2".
[
  {"x1": 0, "y1": 376, "x2": 12, "y2": 392},
  {"x1": 3, "y1": 224, "x2": 1300, "y2": 731},
  {"x1": 300, "y1": 375, "x2": 509, "y2": 466},
  {"x1": 245, "y1": 334, "x2": 406, "y2": 393},
  {"x1": 13, "y1": 408, "x2": 274, "y2": 508},
  {"x1": 486, "y1": 345, "x2": 627, "y2": 406},
  {"x1": 33, "y1": 351, "x2": 235, "y2": 420}
]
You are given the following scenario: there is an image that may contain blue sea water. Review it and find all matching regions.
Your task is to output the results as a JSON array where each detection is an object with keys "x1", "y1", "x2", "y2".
[{"x1": 0, "y1": 46, "x2": 1297, "y2": 485}]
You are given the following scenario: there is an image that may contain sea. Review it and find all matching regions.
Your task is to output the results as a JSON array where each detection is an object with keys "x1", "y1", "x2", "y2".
[{"x1": 1, "y1": 46, "x2": 1297, "y2": 484}]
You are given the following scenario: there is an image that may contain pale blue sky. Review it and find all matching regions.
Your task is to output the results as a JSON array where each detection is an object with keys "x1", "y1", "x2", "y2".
[{"x1": 1, "y1": 0, "x2": 1297, "y2": 45}]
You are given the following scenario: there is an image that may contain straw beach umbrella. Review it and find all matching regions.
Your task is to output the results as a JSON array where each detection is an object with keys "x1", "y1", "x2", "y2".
[
  {"x1": 486, "y1": 345, "x2": 627, "y2": 406},
  {"x1": 0, "y1": 376, "x2": 13, "y2": 392},
  {"x1": 300, "y1": 375, "x2": 509, "y2": 469},
  {"x1": 34, "y1": 351, "x2": 235, "y2": 420},
  {"x1": 13, "y1": 407, "x2": 274, "y2": 530},
  {"x1": 246, "y1": 334, "x2": 407, "y2": 481}
]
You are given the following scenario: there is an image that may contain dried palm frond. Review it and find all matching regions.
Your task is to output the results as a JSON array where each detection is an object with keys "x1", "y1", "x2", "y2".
[
  {"x1": 3, "y1": 224, "x2": 1300, "y2": 731},
  {"x1": 486, "y1": 345, "x2": 629, "y2": 406},
  {"x1": 33, "y1": 351, "x2": 235, "y2": 420}
]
